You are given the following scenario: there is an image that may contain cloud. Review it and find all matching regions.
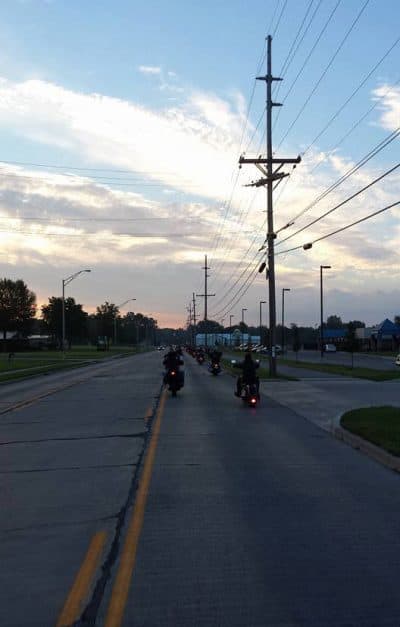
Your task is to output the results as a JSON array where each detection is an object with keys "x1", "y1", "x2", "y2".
[
  {"x1": 138, "y1": 65, "x2": 162, "y2": 75},
  {"x1": 373, "y1": 84, "x2": 400, "y2": 131},
  {"x1": 0, "y1": 77, "x2": 398, "y2": 325}
]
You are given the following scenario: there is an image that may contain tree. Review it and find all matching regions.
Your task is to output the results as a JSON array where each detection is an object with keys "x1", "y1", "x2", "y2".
[
  {"x1": 0, "y1": 278, "x2": 36, "y2": 340},
  {"x1": 348, "y1": 320, "x2": 365, "y2": 329},
  {"x1": 42, "y1": 297, "x2": 88, "y2": 345},
  {"x1": 196, "y1": 319, "x2": 224, "y2": 334},
  {"x1": 326, "y1": 315, "x2": 343, "y2": 328},
  {"x1": 95, "y1": 302, "x2": 119, "y2": 340},
  {"x1": 394, "y1": 315, "x2": 400, "y2": 326}
]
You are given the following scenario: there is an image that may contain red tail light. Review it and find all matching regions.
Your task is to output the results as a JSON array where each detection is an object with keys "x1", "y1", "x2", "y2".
[
  {"x1": 250, "y1": 398, "x2": 257, "y2": 404},
  {"x1": 171, "y1": 371, "x2": 176, "y2": 376}
]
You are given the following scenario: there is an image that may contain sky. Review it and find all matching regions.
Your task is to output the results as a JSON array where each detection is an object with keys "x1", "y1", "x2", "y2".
[{"x1": 0, "y1": 0, "x2": 399, "y2": 329}]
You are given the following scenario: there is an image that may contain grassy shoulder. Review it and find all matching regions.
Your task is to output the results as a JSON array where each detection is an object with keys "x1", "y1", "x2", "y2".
[
  {"x1": 341, "y1": 406, "x2": 400, "y2": 456},
  {"x1": 222, "y1": 358, "x2": 298, "y2": 381},
  {"x1": 280, "y1": 358, "x2": 400, "y2": 381},
  {"x1": 0, "y1": 345, "x2": 142, "y2": 383}
]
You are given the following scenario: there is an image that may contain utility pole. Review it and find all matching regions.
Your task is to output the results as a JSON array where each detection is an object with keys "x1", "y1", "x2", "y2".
[
  {"x1": 196, "y1": 254, "x2": 215, "y2": 348},
  {"x1": 239, "y1": 35, "x2": 301, "y2": 376},
  {"x1": 192, "y1": 292, "x2": 197, "y2": 347},
  {"x1": 187, "y1": 301, "x2": 192, "y2": 345}
]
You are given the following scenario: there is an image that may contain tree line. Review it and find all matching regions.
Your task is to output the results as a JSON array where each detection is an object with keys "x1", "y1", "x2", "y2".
[{"x1": 0, "y1": 278, "x2": 157, "y2": 346}]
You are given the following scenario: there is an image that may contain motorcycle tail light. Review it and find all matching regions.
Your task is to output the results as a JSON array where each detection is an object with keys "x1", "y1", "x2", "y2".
[
  {"x1": 171, "y1": 371, "x2": 176, "y2": 375},
  {"x1": 251, "y1": 398, "x2": 256, "y2": 404}
]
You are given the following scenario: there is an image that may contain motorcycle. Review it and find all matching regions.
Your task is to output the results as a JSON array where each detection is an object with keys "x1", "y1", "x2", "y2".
[
  {"x1": 240, "y1": 382, "x2": 259, "y2": 407},
  {"x1": 231, "y1": 359, "x2": 260, "y2": 407},
  {"x1": 197, "y1": 354, "x2": 205, "y2": 365},
  {"x1": 165, "y1": 368, "x2": 181, "y2": 397},
  {"x1": 209, "y1": 362, "x2": 221, "y2": 376}
]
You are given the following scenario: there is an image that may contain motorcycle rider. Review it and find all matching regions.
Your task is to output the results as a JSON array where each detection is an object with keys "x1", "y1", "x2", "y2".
[
  {"x1": 196, "y1": 346, "x2": 205, "y2": 363},
  {"x1": 163, "y1": 347, "x2": 184, "y2": 387},
  {"x1": 234, "y1": 352, "x2": 260, "y2": 397},
  {"x1": 210, "y1": 348, "x2": 222, "y2": 364}
]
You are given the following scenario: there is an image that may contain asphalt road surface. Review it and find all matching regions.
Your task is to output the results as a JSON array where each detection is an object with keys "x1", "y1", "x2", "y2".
[{"x1": 2, "y1": 351, "x2": 400, "y2": 626}]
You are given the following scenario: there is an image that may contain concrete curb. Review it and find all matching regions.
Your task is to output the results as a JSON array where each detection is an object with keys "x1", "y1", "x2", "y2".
[{"x1": 333, "y1": 424, "x2": 400, "y2": 473}]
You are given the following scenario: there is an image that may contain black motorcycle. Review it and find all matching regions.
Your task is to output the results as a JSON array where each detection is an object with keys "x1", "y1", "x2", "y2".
[
  {"x1": 240, "y1": 382, "x2": 259, "y2": 407},
  {"x1": 209, "y1": 362, "x2": 221, "y2": 376},
  {"x1": 165, "y1": 368, "x2": 181, "y2": 397}
]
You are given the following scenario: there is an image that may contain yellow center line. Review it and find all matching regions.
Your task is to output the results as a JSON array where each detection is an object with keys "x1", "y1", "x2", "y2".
[
  {"x1": 144, "y1": 405, "x2": 153, "y2": 424},
  {"x1": 56, "y1": 530, "x2": 107, "y2": 627},
  {"x1": 104, "y1": 389, "x2": 167, "y2": 627}
]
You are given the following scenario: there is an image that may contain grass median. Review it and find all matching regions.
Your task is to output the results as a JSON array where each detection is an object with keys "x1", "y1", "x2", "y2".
[
  {"x1": 341, "y1": 406, "x2": 400, "y2": 456},
  {"x1": 0, "y1": 345, "x2": 142, "y2": 383},
  {"x1": 280, "y1": 358, "x2": 400, "y2": 381}
]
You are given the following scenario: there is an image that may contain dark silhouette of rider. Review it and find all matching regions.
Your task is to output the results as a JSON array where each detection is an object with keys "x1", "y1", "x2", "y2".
[
  {"x1": 210, "y1": 348, "x2": 222, "y2": 364},
  {"x1": 163, "y1": 347, "x2": 180, "y2": 370},
  {"x1": 234, "y1": 352, "x2": 259, "y2": 397},
  {"x1": 163, "y1": 347, "x2": 184, "y2": 387}
]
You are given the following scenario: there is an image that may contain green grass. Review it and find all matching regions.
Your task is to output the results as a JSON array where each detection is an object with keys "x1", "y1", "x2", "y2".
[
  {"x1": 280, "y1": 358, "x2": 400, "y2": 381},
  {"x1": 341, "y1": 406, "x2": 400, "y2": 456},
  {"x1": 0, "y1": 345, "x2": 142, "y2": 383}
]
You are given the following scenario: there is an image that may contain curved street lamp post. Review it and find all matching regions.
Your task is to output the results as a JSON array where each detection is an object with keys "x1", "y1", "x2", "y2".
[
  {"x1": 114, "y1": 298, "x2": 136, "y2": 346},
  {"x1": 62, "y1": 269, "x2": 91, "y2": 353}
]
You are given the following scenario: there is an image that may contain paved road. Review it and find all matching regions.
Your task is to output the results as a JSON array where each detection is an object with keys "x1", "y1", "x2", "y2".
[
  {"x1": 105, "y1": 356, "x2": 400, "y2": 627},
  {"x1": 0, "y1": 352, "x2": 162, "y2": 627},
  {"x1": 2, "y1": 352, "x2": 400, "y2": 626}
]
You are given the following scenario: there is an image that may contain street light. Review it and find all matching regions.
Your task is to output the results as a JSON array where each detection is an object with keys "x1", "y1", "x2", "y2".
[
  {"x1": 259, "y1": 301, "x2": 266, "y2": 347},
  {"x1": 114, "y1": 298, "x2": 136, "y2": 346},
  {"x1": 241, "y1": 308, "x2": 247, "y2": 346},
  {"x1": 281, "y1": 289, "x2": 290, "y2": 354},
  {"x1": 320, "y1": 266, "x2": 331, "y2": 358},
  {"x1": 62, "y1": 269, "x2": 91, "y2": 352},
  {"x1": 229, "y1": 314, "x2": 234, "y2": 347}
]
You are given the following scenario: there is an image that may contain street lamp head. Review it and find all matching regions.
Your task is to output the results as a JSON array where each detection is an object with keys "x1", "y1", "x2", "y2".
[
  {"x1": 283, "y1": 288, "x2": 290, "y2": 292},
  {"x1": 260, "y1": 300, "x2": 266, "y2": 304},
  {"x1": 321, "y1": 265, "x2": 331, "y2": 270},
  {"x1": 84, "y1": 269, "x2": 91, "y2": 273}
]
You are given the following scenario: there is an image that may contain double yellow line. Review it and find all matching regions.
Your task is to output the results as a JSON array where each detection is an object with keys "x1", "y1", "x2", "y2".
[
  {"x1": 104, "y1": 389, "x2": 167, "y2": 626},
  {"x1": 55, "y1": 390, "x2": 167, "y2": 627},
  {"x1": 56, "y1": 531, "x2": 107, "y2": 627}
]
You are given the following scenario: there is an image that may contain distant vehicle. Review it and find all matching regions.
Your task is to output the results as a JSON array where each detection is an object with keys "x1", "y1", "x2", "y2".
[
  {"x1": 96, "y1": 337, "x2": 107, "y2": 351},
  {"x1": 257, "y1": 345, "x2": 282, "y2": 355},
  {"x1": 395, "y1": 354, "x2": 400, "y2": 366},
  {"x1": 324, "y1": 343, "x2": 337, "y2": 353}
]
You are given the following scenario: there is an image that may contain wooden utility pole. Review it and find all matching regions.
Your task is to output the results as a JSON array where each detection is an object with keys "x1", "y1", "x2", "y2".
[
  {"x1": 239, "y1": 36, "x2": 301, "y2": 376},
  {"x1": 192, "y1": 292, "x2": 197, "y2": 346},
  {"x1": 196, "y1": 254, "x2": 215, "y2": 347}
]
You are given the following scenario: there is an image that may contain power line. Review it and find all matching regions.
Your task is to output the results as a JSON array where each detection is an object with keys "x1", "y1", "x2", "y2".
[
  {"x1": 272, "y1": 0, "x2": 343, "y2": 133},
  {"x1": 302, "y1": 34, "x2": 400, "y2": 155},
  {"x1": 277, "y1": 0, "x2": 371, "y2": 150},
  {"x1": 272, "y1": 0, "x2": 288, "y2": 38},
  {"x1": 276, "y1": 200, "x2": 400, "y2": 256},
  {"x1": 277, "y1": 160, "x2": 400, "y2": 246},
  {"x1": 275, "y1": 0, "x2": 322, "y2": 96},
  {"x1": 0, "y1": 170, "x2": 203, "y2": 188},
  {"x1": 277, "y1": 127, "x2": 400, "y2": 236}
]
